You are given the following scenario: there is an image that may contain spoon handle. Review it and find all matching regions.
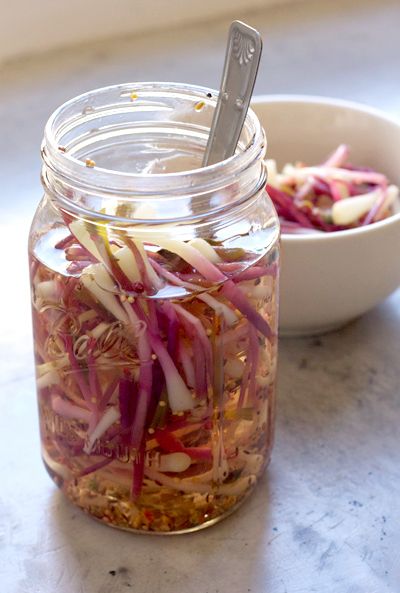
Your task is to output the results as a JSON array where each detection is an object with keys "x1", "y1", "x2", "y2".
[{"x1": 202, "y1": 20, "x2": 263, "y2": 167}]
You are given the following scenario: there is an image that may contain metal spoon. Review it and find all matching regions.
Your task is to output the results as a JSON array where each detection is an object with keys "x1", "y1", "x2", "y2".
[{"x1": 202, "y1": 20, "x2": 263, "y2": 167}]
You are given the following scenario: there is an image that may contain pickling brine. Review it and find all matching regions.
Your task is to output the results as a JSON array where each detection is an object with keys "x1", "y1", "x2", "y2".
[{"x1": 29, "y1": 82, "x2": 280, "y2": 533}]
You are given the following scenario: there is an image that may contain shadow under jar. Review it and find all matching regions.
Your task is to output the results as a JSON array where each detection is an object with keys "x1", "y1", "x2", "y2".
[{"x1": 29, "y1": 82, "x2": 280, "y2": 534}]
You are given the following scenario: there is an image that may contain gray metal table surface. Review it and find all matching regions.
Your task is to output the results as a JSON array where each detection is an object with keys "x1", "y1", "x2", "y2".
[{"x1": 1, "y1": 1, "x2": 400, "y2": 591}]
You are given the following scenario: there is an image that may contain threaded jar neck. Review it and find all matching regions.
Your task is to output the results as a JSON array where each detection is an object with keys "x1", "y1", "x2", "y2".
[{"x1": 41, "y1": 82, "x2": 267, "y2": 226}]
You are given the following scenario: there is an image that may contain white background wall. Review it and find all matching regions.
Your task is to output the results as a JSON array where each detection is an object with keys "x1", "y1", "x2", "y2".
[{"x1": 0, "y1": 0, "x2": 298, "y2": 64}]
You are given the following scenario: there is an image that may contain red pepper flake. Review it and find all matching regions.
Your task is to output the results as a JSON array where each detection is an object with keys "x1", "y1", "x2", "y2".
[
  {"x1": 131, "y1": 281, "x2": 144, "y2": 293},
  {"x1": 143, "y1": 509, "x2": 154, "y2": 523},
  {"x1": 58, "y1": 145, "x2": 66, "y2": 153}
]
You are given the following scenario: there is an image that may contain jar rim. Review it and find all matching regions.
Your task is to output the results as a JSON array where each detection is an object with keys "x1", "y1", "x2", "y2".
[{"x1": 43, "y1": 81, "x2": 266, "y2": 196}]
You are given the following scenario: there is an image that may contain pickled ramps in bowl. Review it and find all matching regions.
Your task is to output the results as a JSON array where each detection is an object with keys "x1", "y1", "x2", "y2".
[{"x1": 267, "y1": 144, "x2": 399, "y2": 233}]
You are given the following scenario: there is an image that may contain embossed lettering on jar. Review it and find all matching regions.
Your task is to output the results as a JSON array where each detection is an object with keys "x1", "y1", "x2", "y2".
[{"x1": 29, "y1": 82, "x2": 280, "y2": 533}]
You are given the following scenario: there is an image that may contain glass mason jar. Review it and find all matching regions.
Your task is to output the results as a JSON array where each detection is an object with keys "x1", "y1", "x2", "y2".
[{"x1": 29, "y1": 82, "x2": 280, "y2": 534}]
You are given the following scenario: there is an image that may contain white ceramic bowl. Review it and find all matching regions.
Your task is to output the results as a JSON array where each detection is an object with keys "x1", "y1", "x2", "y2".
[{"x1": 251, "y1": 95, "x2": 400, "y2": 336}]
